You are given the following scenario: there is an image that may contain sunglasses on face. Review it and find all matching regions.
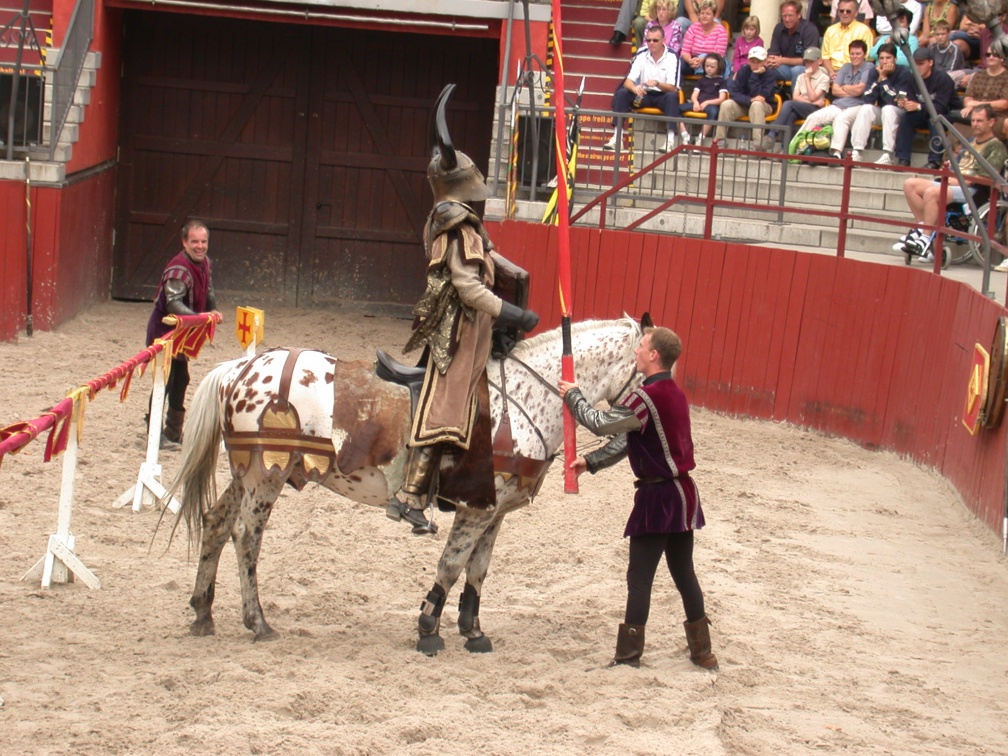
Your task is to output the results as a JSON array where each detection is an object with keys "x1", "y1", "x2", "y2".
[{"x1": 838, "y1": 8, "x2": 854, "y2": 13}]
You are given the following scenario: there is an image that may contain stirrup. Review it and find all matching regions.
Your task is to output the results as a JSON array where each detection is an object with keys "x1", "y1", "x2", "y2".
[{"x1": 386, "y1": 496, "x2": 439, "y2": 535}]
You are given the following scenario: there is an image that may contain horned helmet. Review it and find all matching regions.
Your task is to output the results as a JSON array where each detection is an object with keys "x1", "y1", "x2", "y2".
[{"x1": 427, "y1": 83, "x2": 489, "y2": 204}]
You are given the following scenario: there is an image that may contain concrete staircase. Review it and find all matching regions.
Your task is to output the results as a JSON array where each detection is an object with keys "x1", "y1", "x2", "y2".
[{"x1": 0, "y1": 48, "x2": 101, "y2": 184}]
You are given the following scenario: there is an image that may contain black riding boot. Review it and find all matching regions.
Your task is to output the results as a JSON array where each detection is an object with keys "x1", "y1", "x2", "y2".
[
  {"x1": 386, "y1": 445, "x2": 440, "y2": 534},
  {"x1": 163, "y1": 407, "x2": 185, "y2": 444}
]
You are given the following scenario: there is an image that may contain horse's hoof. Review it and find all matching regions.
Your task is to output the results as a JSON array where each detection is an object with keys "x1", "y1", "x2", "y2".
[
  {"x1": 463, "y1": 634, "x2": 493, "y2": 653},
  {"x1": 416, "y1": 633, "x2": 445, "y2": 656},
  {"x1": 253, "y1": 627, "x2": 278, "y2": 642},
  {"x1": 189, "y1": 619, "x2": 215, "y2": 636}
]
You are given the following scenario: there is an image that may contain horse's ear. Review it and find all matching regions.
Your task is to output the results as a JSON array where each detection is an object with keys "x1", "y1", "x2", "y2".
[{"x1": 640, "y1": 312, "x2": 653, "y2": 329}]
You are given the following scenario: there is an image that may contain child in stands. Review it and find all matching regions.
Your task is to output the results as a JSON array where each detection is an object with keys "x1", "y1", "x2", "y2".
[
  {"x1": 732, "y1": 16, "x2": 764, "y2": 76},
  {"x1": 688, "y1": 52, "x2": 729, "y2": 144},
  {"x1": 929, "y1": 20, "x2": 968, "y2": 87}
]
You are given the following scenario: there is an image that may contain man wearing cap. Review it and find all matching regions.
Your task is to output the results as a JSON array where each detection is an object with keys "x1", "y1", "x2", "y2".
[
  {"x1": 765, "y1": 47, "x2": 830, "y2": 151},
  {"x1": 894, "y1": 46, "x2": 959, "y2": 169},
  {"x1": 767, "y1": 0, "x2": 821, "y2": 92},
  {"x1": 714, "y1": 46, "x2": 777, "y2": 147},
  {"x1": 821, "y1": 0, "x2": 876, "y2": 81}
]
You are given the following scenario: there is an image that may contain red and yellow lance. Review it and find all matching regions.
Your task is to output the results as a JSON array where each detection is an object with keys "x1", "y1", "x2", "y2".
[{"x1": 550, "y1": 0, "x2": 578, "y2": 494}]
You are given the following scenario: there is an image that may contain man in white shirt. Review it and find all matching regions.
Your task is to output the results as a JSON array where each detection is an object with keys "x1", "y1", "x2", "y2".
[{"x1": 604, "y1": 24, "x2": 683, "y2": 152}]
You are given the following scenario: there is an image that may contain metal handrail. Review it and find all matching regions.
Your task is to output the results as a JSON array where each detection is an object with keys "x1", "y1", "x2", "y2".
[{"x1": 48, "y1": 0, "x2": 93, "y2": 160}]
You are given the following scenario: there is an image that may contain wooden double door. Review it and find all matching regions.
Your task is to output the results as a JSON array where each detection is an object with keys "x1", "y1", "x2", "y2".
[{"x1": 112, "y1": 11, "x2": 498, "y2": 309}]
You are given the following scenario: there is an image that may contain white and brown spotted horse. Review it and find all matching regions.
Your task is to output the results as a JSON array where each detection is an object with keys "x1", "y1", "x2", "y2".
[{"x1": 162, "y1": 315, "x2": 645, "y2": 654}]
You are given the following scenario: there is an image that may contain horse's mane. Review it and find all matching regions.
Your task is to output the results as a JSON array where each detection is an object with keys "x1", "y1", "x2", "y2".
[{"x1": 507, "y1": 315, "x2": 641, "y2": 362}]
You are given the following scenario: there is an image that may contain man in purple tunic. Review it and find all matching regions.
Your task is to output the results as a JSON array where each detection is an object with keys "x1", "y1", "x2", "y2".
[
  {"x1": 558, "y1": 326, "x2": 717, "y2": 670},
  {"x1": 146, "y1": 219, "x2": 220, "y2": 443}
]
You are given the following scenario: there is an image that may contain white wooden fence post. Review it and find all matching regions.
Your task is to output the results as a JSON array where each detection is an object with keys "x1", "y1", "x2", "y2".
[{"x1": 22, "y1": 393, "x2": 101, "y2": 590}]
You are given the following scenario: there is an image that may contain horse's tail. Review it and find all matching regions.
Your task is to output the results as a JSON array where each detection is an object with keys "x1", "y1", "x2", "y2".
[{"x1": 159, "y1": 359, "x2": 235, "y2": 551}]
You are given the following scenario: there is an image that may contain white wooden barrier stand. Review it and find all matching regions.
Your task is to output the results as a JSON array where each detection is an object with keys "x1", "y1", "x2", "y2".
[
  {"x1": 113, "y1": 342, "x2": 181, "y2": 514},
  {"x1": 22, "y1": 391, "x2": 102, "y2": 590}
]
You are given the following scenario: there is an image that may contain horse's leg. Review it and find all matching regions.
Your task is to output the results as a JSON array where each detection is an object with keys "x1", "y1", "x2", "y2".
[
  {"x1": 457, "y1": 514, "x2": 504, "y2": 653},
  {"x1": 232, "y1": 471, "x2": 285, "y2": 641},
  {"x1": 416, "y1": 506, "x2": 493, "y2": 655},
  {"x1": 189, "y1": 477, "x2": 243, "y2": 636}
]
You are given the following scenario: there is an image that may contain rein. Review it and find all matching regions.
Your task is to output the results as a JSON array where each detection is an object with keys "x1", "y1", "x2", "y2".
[{"x1": 487, "y1": 348, "x2": 640, "y2": 458}]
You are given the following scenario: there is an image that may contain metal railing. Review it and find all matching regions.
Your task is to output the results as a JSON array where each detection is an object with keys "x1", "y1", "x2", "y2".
[
  {"x1": 48, "y1": 0, "x2": 93, "y2": 160},
  {"x1": 2, "y1": 2, "x2": 46, "y2": 158}
]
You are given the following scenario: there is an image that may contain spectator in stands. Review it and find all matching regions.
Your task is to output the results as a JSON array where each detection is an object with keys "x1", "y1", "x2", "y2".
[
  {"x1": 870, "y1": 8, "x2": 918, "y2": 66},
  {"x1": 680, "y1": 0, "x2": 726, "y2": 30},
  {"x1": 714, "y1": 46, "x2": 777, "y2": 146},
  {"x1": 765, "y1": 47, "x2": 831, "y2": 150},
  {"x1": 956, "y1": 43, "x2": 1008, "y2": 138},
  {"x1": 768, "y1": 0, "x2": 822, "y2": 91},
  {"x1": 894, "y1": 46, "x2": 959, "y2": 169},
  {"x1": 793, "y1": 39, "x2": 877, "y2": 158},
  {"x1": 643, "y1": 0, "x2": 684, "y2": 55},
  {"x1": 846, "y1": 43, "x2": 914, "y2": 164},
  {"x1": 917, "y1": 0, "x2": 958, "y2": 47},
  {"x1": 951, "y1": 13, "x2": 1008, "y2": 88},
  {"x1": 686, "y1": 52, "x2": 729, "y2": 144},
  {"x1": 610, "y1": 0, "x2": 643, "y2": 46},
  {"x1": 604, "y1": 25, "x2": 684, "y2": 151},
  {"x1": 874, "y1": 0, "x2": 922, "y2": 36},
  {"x1": 829, "y1": 0, "x2": 875, "y2": 24},
  {"x1": 681, "y1": 0, "x2": 730, "y2": 74},
  {"x1": 951, "y1": 13, "x2": 984, "y2": 62},
  {"x1": 732, "y1": 16, "x2": 765, "y2": 75},
  {"x1": 821, "y1": 0, "x2": 876, "y2": 80},
  {"x1": 929, "y1": 20, "x2": 968, "y2": 87},
  {"x1": 897, "y1": 104, "x2": 1007, "y2": 261}
]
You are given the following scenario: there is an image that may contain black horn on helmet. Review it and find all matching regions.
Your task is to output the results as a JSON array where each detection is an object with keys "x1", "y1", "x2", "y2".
[{"x1": 426, "y1": 83, "x2": 489, "y2": 204}]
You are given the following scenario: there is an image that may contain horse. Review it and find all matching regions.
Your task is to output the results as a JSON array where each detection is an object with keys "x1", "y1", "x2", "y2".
[{"x1": 162, "y1": 315, "x2": 646, "y2": 654}]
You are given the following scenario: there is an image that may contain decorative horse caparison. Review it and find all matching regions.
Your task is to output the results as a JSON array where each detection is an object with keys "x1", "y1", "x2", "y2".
[{"x1": 162, "y1": 316, "x2": 644, "y2": 653}]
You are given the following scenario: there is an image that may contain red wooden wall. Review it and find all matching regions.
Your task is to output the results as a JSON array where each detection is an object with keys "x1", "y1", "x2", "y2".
[
  {"x1": 487, "y1": 220, "x2": 1008, "y2": 535},
  {"x1": 0, "y1": 168, "x2": 115, "y2": 338}
]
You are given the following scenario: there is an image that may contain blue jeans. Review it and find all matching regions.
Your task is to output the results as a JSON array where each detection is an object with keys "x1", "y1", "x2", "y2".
[{"x1": 774, "y1": 63, "x2": 804, "y2": 91}]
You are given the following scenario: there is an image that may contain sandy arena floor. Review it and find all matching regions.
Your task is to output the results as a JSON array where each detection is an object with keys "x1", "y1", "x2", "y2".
[{"x1": 1, "y1": 301, "x2": 1007, "y2": 755}]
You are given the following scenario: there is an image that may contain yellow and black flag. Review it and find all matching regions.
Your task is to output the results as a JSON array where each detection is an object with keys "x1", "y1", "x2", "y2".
[{"x1": 542, "y1": 76, "x2": 585, "y2": 226}]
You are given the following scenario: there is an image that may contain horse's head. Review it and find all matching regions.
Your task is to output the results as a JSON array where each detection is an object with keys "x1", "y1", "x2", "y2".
[{"x1": 568, "y1": 313, "x2": 646, "y2": 408}]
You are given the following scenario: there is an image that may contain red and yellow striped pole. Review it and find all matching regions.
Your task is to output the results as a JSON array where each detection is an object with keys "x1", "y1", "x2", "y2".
[{"x1": 550, "y1": 0, "x2": 578, "y2": 493}]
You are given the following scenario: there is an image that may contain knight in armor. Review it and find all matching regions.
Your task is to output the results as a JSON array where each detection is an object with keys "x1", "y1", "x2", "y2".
[
  {"x1": 146, "y1": 219, "x2": 221, "y2": 444},
  {"x1": 386, "y1": 84, "x2": 539, "y2": 535}
]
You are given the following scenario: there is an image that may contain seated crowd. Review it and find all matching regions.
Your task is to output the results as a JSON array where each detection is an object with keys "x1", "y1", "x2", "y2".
[{"x1": 602, "y1": 0, "x2": 1008, "y2": 263}]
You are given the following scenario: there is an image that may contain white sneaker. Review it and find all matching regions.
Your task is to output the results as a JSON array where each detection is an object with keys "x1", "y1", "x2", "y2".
[
  {"x1": 603, "y1": 134, "x2": 617, "y2": 151},
  {"x1": 994, "y1": 257, "x2": 1008, "y2": 271},
  {"x1": 875, "y1": 151, "x2": 893, "y2": 165},
  {"x1": 830, "y1": 151, "x2": 842, "y2": 160},
  {"x1": 662, "y1": 133, "x2": 675, "y2": 151},
  {"x1": 897, "y1": 228, "x2": 923, "y2": 245},
  {"x1": 850, "y1": 149, "x2": 862, "y2": 162}
]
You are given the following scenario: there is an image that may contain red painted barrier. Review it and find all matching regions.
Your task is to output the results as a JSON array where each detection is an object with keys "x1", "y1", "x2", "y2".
[{"x1": 486, "y1": 220, "x2": 1008, "y2": 536}]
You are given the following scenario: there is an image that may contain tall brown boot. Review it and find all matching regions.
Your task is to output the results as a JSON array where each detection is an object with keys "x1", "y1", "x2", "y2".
[
  {"x1": 386, "y1": 445, "x2": 440, "y2": 534},
  {"x1": 684, "y1": 615, "x2": 718, "y2": 670},
  {"x1": 610, "y1": 623, "x2": 645, "y2": 667},
  {"x1": 163, "y1": 407, "x2": 185, "y2": 444}
]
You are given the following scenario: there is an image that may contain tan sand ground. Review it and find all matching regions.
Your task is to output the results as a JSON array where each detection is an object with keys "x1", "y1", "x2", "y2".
[{"x1": 1, "y1": 301, "x2": 1007, "y2": 755}]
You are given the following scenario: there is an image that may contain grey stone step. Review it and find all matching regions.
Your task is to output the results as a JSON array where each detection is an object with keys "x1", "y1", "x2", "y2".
[{"x1": 0, "y1": 159, "x2": 65, "y2": 183}]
